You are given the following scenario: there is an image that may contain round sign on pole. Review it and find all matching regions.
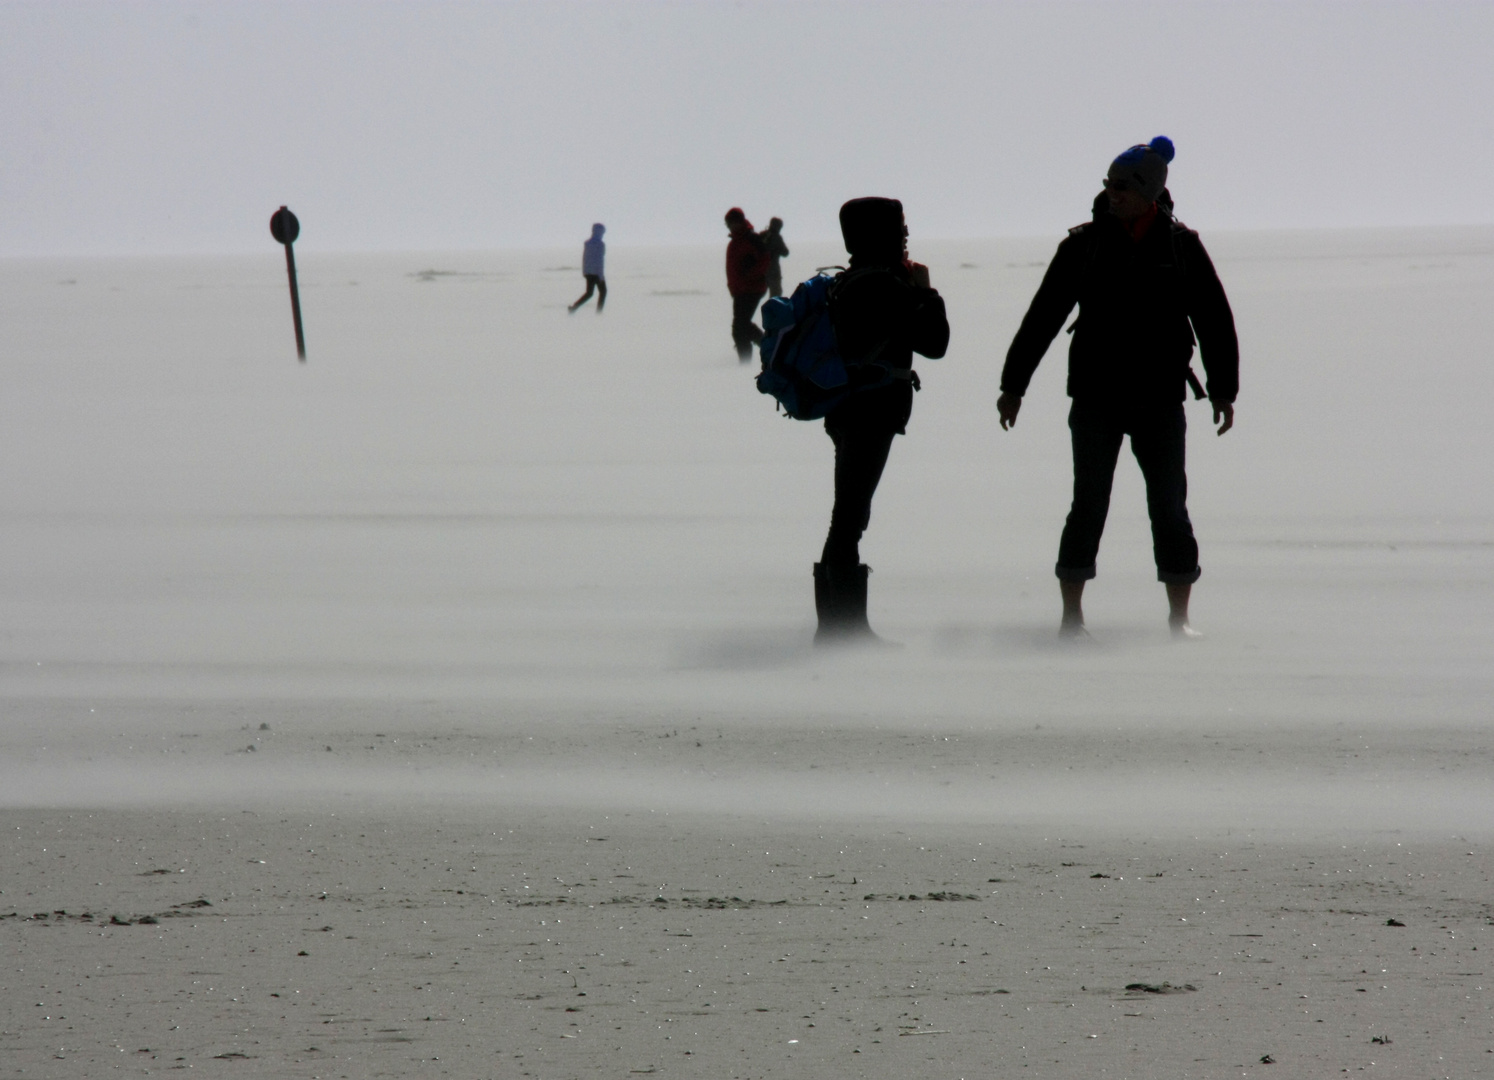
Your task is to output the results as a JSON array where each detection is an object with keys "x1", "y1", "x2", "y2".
[
  {"x1": 270, "y1": 205, "x2": 306, "y2": 360},
  {"x1": 270, "y1": 206, "x2": 300, "y2": 245}
]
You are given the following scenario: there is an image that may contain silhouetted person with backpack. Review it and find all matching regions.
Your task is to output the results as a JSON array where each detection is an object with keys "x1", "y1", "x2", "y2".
[
  {"x1": 568, "y1": 223, "x2": 607, "y2": 313},
  {"x1": 997, "y1": 137, "x2": 1238, "y2": 639},
  {"x1": 761, "y1": 217, "x2": 790, "y2": 298},
  {"x1": 815, "y1": 197, "x2": 949, "y2": 644},
  {"x1": 725, "y1": 207, "x2": 769, "y2": 360}
]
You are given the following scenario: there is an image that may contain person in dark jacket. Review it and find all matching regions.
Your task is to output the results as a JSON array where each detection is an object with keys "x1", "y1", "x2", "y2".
[
  {"x1": 725, "y1": 207, "x2": 770, "y2": 360},
  {"x1": 761, "y1": 217, "x2": 790, "y2": 298},
  {"x1": 997, "y1": 137, "x2": 1238, "y2": 639},
  {"x1": 567, "y1": 223, "x2": 607, "y2": 313},
  {"x1": 815, "y1": 197, "x2": 950, "y2": 644}
]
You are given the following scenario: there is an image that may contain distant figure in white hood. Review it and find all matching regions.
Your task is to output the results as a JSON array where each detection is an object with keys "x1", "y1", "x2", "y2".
[{"x1": 568, "y1": 223, "x2": 607, "y2": 313}]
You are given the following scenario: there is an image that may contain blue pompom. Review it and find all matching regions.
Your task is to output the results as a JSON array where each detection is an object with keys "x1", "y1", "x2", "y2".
[{"x1": 1149, "y1": 136, "x2": 1175, "y2": 163}]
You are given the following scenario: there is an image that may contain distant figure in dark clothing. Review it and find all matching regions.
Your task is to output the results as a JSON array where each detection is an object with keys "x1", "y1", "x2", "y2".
[
  {"x1": 815, "y1": 197, "x2": 950, "y2": 644},
  {"x1": 997, "y1": 137, "x2": 1238, "y2": 639},
  {"x1": 568, "y1": 223, "x2": 607, "y2": 313},
  {"x1": 725, "y1": 207, "x2": 769, "y2": 360},
  {"x1": 761, "y1": 217, "x2": 790, "y2": 298}
]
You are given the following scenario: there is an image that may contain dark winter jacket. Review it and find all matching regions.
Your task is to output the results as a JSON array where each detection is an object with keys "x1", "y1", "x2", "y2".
[
  {"x1": 582, "y1": 224, "x2": 605, "y2": 277},
  {"x1": 726, "y1": 220, "x2": 770, "y2": 297},
  {"x1": 1000, "y1": 192, "x2": 1238, "y2": 405},
  {"x1": 826, "y1": 260, "x2": 950, "y2": 434},
  {"x1": 761, "y1": 225, "x2": 789, "y2": 288}
]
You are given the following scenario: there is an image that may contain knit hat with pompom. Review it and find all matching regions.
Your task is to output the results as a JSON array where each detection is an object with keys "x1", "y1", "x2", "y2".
[{"x1": 1107, "y1": 136, "x2": 1175, "y2": 202}]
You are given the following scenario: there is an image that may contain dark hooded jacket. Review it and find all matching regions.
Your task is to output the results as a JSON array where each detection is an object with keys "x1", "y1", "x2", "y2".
[
  {"x1": 822, "y1": 197, "x2": 950, "y2": 433},
  {"x1": 1000, "y1": 191, "x2": 1238, "y2": 405},
  {"x1": 581, "y1": 223, "x2": 605, "y2": 277},
  {"x1": 825, "y1": 259, "x2": 950, "y2": 434},
  {"x1": 726, "y1": 217, "x2": 770, "y2": 297},
  {"x1": 761, "y1": 222, "x2": 789, "y2": 289}
]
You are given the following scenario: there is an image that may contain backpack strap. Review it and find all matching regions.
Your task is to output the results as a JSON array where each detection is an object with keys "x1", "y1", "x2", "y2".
[{"x1": 825, "y1": 267, "x2": 922, "y2": 393}]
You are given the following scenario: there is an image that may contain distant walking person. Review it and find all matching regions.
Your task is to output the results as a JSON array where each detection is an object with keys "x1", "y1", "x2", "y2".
[
  {"x1": 724, "y1": 207, "x2": 769, "y2": 359},
  {"x1": 997, "y1": 137, "x2": 1238, "y2": 639},
  {"x1": 815, "y1": 197, "x2": 949, "y2": 644},
  {"x1": 568, "y1": 223, "x2": 607, "y2": 313},
  {"x1": 761, "y1": 217, "x2": 790, "y2": 298}
]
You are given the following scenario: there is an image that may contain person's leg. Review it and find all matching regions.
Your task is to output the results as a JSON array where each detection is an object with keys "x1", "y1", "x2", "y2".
[
  {"x1": 1056, "y1": 401, "x2": 1124, "y2": 634},
  {"x1": 821, "y1": 422, "x2": 895, "y2": 568},
  {"x1": 1059, "y1": 579, "x2": 1087, "y2": 636},
  {"x1": 815, "y1": 420, "x2": 897, "y2": 642},
  {"x1": 731, "y1": 293, "x2": 752, "y2": 358},
  {"x1": 731, "y1": 292, "x2": 765, "y2": 359},
  {"x1": 1131, "y1": 404, "x2": 1202, "y2": 637},
  {"x1": 568, "y1": 275, "x2": 597, "y2": 312},
  {"x1": 595, "y1": 276, "x2": 607, "y2": 312},
  {"x1": 1164, "y1": 582, "x2": 1198, "y2": 638}
]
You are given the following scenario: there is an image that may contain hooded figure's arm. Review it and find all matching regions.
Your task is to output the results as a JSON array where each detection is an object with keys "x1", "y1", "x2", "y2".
[
  {"x1": 909, "y1": 287, "x2": 950, "y2": 360},
  {"x1": 999, "y1": 234, "x2": 1085, "y2": 397}
]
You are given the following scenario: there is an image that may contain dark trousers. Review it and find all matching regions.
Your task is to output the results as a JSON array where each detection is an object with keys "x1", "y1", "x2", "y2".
[
  {"x1": 820, "y1": 418, "x2": 897, "y2": 567},
  {"x1": 570, "y1": 274, "x2": 606, "y2": 311},
  {"x1": 731, "y1": 291, "x2": 765, "y2": 358},
  {"x1": 1056, "y1": 400, "x2": 1201, "y2": 585}
]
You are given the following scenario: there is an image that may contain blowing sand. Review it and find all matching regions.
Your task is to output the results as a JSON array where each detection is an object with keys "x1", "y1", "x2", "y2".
[{"x1": 2, "y1": 229, "x2": 1492, "y2": 1076}]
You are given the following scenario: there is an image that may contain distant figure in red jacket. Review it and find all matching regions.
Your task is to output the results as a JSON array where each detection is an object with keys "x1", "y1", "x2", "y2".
[{"x1": 724, "y1": 207, "x2": 769, "y2": 360}]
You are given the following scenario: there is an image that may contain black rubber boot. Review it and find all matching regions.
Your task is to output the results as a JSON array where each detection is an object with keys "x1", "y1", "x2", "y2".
[{"x1": 813, "y1": 562, "x2": 884, "y2": 646}]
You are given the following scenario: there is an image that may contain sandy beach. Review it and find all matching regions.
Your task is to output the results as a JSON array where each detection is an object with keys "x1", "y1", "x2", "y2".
[
  {"x1": 2, "y1": 230, "x2": 1492, "y2": 1076},
  {"x1": 5, "y1": 801, "x2": 1491, "y2": 1077}
]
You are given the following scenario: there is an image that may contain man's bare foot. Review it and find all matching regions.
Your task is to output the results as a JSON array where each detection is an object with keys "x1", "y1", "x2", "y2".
[
  {"x1": 1165, "y1": 582, "x2": 1201, "y2": 640},
  {"x1": 1059, "y1": 579, "x2": 1087, "y2": 638},
  {"x1": 1059, "y1": 616, "x2": 1092, "y2": 640},
  {"x1": 1169, "y1": 616, "x2": 1204, "y2": 640}
]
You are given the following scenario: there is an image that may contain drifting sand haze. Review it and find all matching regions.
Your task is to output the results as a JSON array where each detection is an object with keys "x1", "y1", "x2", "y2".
[{"x1": 2, "y1": 229, "x2": 1493, "y2": 1075}]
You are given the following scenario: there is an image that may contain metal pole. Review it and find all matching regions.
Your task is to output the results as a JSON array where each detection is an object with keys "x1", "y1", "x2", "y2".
[
  {"x1": 283, "y1": 240, "x2": 306, "y2": 361},
  {"x1": 270, "y1": 206, "x2": 306, "y2": 361}
]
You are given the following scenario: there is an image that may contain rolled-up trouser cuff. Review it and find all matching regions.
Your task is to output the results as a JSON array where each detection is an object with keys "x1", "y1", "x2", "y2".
[
  {"x1": 1055, "y1": 562, "x2": 1096, "y2": 582},
  {"x1": 1157, "y1": 566, "x2": 1202, "y2": 586}
]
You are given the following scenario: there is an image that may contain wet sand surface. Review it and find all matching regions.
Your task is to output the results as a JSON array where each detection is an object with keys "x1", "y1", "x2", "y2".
[
  {"x1": 4, "y1": 804, "x2": 1490, "y2": 1078},
  {"x1": 3, "y1": 696, "x2": 1491, "y2": 1077}
]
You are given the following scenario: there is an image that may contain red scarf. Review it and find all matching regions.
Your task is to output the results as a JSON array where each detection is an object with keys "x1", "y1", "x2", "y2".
[{"x1": 1123, "y1": 203, "x2": 1159, "y2": 242}]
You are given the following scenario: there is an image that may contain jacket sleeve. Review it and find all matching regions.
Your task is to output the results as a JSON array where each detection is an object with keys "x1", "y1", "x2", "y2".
[
  {"x1": 1179, "y1": 231, "x2": 1239, "y2": 403},
  {"x1": 910, "y1": 288, "x2": 950, "y2": 359},
  {"x1": 999, "y1": 235, "x2": 1084, "y2": 397}
]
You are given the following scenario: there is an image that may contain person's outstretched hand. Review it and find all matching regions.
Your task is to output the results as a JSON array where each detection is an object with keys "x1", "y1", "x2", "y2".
[
  {"x1": 907, "y1": 262, "x2": 931, "y2": 290},
  {"x1": 997, "y1": 392, "x2": 1022, "y2": 430},
  {"x1": 1212, "y1": 399, "x2": 1234, "y2": 435}
]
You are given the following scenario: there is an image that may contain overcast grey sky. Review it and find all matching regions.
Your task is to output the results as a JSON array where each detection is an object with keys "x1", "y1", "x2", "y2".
[{"x1": 3, "y1": 1, "x2": 1491, "y2": 256}]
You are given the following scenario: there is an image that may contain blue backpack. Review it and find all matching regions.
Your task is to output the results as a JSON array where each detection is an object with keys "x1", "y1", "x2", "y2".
[{"x1": 754, "y1": 273, "x2": 850, "y2": 420}]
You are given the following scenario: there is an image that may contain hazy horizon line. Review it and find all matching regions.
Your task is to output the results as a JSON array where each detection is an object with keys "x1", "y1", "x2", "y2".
[{"x1": 7, "y1": 221, "x2": 1494, "y2": 263}]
